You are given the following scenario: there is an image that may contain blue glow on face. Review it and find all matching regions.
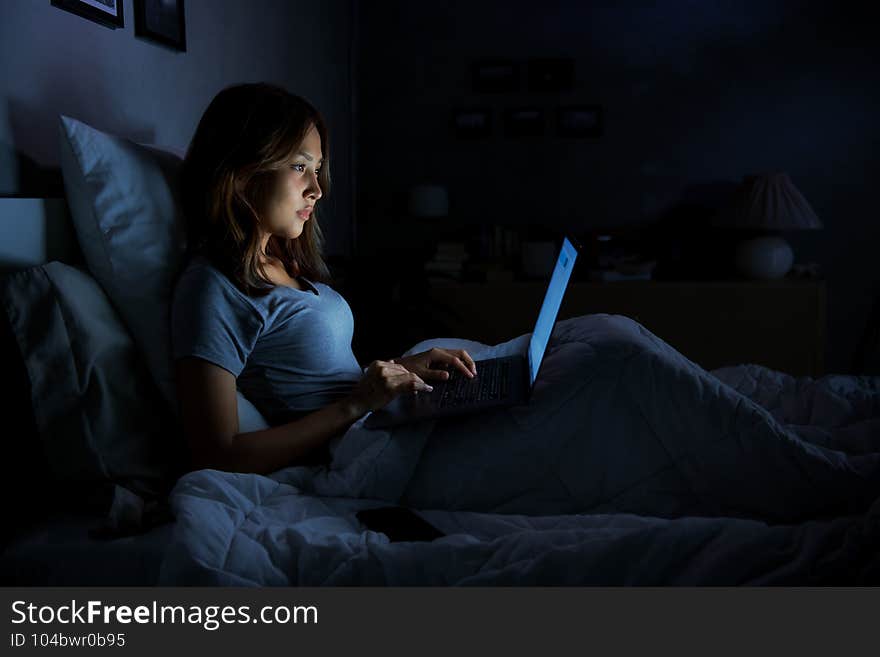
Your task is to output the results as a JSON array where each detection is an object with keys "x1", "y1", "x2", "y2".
[{"x1": 528, "y1": 237, "x2": 577, "y2": 385}]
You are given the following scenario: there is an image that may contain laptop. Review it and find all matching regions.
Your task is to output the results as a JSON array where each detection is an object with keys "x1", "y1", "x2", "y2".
[{"x1": 364, "y1": 236, "x2": 580, "y2": 429}]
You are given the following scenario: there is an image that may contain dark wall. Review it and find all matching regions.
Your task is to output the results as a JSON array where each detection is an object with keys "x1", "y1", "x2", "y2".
[
  {"x1": 355, "y1": 0, "x2": 880, "y2": 374},
  {"x1": 0, "y1": 0, "x2": 355, "y2": 256}
]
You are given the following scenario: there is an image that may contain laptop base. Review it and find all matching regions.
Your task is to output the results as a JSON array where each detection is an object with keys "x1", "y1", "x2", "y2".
[{"x1": 363, "y1": 355, "x2": 528, "y2": 429}]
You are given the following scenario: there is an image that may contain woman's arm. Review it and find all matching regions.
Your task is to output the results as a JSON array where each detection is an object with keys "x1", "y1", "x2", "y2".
[{"x1": 176, "y1": 357, "x2": 432, "y2": 475}]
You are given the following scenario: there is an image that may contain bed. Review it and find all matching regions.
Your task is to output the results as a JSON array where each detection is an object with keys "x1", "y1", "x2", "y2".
[{"x1": 2, "y1": 116, "x2": 879, "y2": 586}]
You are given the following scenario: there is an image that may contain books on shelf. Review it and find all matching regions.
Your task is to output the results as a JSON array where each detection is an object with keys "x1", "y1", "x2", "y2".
[
  {"x1": 425, "y1": 260, "x2": 465, "y2": 273},
  {"x1": 589, "y1": 259, "x2": 656, "y2": 282},
  {"x1": 435, "y1": 241, "x2": 467, "y2": 258},
  {"x1": 589, "y1": 269, "x2": 652, "y2": 282},
  {"x1": 425, "y1": 241, "x2": 468, "y2": 281}
]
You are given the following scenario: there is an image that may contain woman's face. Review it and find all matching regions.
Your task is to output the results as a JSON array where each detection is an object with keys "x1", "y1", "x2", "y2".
[{"x1": 257, "y1": 124, "x2": 323, "y2": 244}]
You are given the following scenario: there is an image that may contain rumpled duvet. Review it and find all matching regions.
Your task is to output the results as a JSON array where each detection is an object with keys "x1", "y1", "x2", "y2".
[{"x1": 158, "y1": 314, "x2": 880, "y2": 585}]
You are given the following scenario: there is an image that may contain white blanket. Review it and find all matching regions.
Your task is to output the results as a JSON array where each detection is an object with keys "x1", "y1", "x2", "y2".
[{"x1": 159, "y1": 314, "x2": 880, "y2": 585}]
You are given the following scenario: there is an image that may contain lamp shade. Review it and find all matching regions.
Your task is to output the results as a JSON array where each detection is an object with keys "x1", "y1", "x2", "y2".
[
  {"x1": 408, "y1": 184, "x2": 449, "y2": 217},
  {"x1": 713, "y1": 172, "x2": 822, "y2": 230}
]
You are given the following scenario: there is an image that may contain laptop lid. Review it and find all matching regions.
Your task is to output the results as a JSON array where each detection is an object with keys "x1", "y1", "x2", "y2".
[{"x1": 527, "y1": 236, "x2": 579, "y2": 386}]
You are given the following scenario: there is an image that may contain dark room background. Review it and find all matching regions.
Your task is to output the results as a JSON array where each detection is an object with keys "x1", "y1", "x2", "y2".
[
  {"x1": 354, "y1": 0, "x2": 880, "y2": 375},
  {"x1": 1, "y1": 0, "x2": 878, "y2": 374}
]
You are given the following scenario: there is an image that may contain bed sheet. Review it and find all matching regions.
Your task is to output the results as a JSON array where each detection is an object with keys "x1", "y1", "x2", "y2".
[
  {"x1": 157, "y1": 467, "x2": 880, "y2": 585},
  {"x1": 0, "y1": 513, "x2": 175, "y2": 585},
  {"x1": 159, "y1": 314, "x2": 880, "y2": 585}
]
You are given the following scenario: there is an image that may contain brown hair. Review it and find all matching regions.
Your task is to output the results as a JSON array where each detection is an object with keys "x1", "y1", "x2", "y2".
[{"x1": 179, "y1": 82, "x2": 331, "y2": 295}]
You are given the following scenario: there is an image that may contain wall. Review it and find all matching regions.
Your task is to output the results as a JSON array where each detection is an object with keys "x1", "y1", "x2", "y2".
[
  {"x1": 0, "y1": 0, "x2": 355, "y2": 256},
  {"x1": 356, "y1": 0, "x2": 880, "y2": 374}
]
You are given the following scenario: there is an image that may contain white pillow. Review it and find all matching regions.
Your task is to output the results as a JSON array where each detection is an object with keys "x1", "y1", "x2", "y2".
[
  {"x1": 58, "y1": 115, "x2": 269, "y2": 433},
  {"x1": 0, "y1": 262, "x2": 183, "y2": 495}
]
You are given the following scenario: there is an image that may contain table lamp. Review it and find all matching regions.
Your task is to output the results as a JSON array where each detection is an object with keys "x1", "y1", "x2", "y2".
[{"x1": 713, "y1": 172, "x2": 822, "y2": 279}]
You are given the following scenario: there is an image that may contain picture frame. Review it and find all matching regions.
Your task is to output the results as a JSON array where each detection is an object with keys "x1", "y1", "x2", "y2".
[
  {"x1": 557, "y1": 105, "x2": 603, "y2": 138},
  {"x1": 134, "y1": 0, "x2": 187, "y2": 52},
  {"x1": 528, "y1": 58, "x2": 574, "y2": 93},
  {"x1": 51, "y1": 0, "x2": 124, "y2": 29},
  {"x1": 472, "y1": 60, "x2": 519, "y2": 94},
  {"x1": 504, "y1": 108, "x2": 544, "y2": 138},
  {"x1": 452, "y1": 108, "x2": 492, "y2": 139}
]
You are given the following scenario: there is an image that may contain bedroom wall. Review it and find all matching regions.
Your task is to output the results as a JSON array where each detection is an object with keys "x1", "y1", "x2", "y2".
[
  {"x1": 0, "y1": 0, "x2": 355, "y2": 256},
  {"x1": 355, "y1": 0, "x2": 880, "y2": 374}
]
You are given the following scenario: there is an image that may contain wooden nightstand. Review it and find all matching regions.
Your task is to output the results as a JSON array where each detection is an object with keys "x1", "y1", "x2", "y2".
[{"x1": 423, "y1": 279, "x2": 826, "y2": 377}]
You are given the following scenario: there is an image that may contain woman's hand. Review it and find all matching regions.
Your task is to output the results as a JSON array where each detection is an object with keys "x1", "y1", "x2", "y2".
[
  {"x1": 393, "y1": 347, "x2": 478, "y2": 384},
  {"x1": 346, "y1": 360, "x2": 435, "y2": 415}
]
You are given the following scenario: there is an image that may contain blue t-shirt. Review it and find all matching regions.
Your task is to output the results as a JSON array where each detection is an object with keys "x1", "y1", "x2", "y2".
[{"x1": 171, "y1": 255, "x2": 363, "y2": 426}]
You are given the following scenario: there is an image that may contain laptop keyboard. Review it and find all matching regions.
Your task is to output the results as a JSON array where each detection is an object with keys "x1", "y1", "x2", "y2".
[{"x1": 435, "y1": 359, "x2": 510, "y2": 408}]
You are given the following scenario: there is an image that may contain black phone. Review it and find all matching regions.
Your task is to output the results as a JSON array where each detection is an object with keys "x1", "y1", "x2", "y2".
[{"x1": 356, "y1": 506, "x2": 445, "y2": 542}]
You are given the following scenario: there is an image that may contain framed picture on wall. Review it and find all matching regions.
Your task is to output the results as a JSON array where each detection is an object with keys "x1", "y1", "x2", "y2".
[
  {"x1": 557, "y1": 105, "x2": 603, "y2": 138},
  {"x1": 134, "y1": 0, "x2": 187, "y2": 52},
  {"x1": 504, "y1": 108, "x2": 545, "y2": 138},
  {"x1": 51, "y1": 0, "x2": 124, "y2": 29},
  {"x1": 471, "y1": 60, "x2": 519, "y2": 94},
  {"x1": 528, "y1": 58, "x2": 574, "y2": 93},
  {"x1": 452, "y1": 108, "x2": 492, "y2": 139}
]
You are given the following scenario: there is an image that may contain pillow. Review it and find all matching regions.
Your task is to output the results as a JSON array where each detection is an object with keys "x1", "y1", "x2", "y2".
[
  {"x1": 0, "y1": 294, "x2": 46, "y2": 541},
  {"x1": 58, "y1": 115, "x2": 269, "y2": 433},
  {"x1": 0, "y1": 262, "x2": 186, "y2": 497}
]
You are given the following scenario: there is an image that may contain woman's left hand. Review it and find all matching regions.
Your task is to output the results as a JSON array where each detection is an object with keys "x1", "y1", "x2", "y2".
[{"x1": 392, "y1": 347, "x2": 478, "y2": 383}]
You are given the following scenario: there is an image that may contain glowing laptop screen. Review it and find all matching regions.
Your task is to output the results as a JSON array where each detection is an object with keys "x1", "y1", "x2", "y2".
[{"x1": 527, "y1": 237, "x2": 578, "y2": 385}]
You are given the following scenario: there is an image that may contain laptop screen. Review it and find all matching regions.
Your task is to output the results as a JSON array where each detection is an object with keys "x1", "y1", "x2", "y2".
[{"x1": 527, "y1": 237, "x2": 578, "y2": 385}]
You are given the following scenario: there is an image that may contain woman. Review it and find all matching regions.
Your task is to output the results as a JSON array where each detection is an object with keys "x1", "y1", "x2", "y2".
[
  {"x1": 173, "y1": 82, "x2": 477, "y2": 475},
  {"x1": 173, "y1": 83, "x2": 880, "y2": 522}
]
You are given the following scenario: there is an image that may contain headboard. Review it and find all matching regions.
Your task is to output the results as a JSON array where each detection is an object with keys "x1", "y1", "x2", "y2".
[
  {"x1": 0, "y1": 197, "x2": 83, "y2": 273},
  {"x1": 0, "y1": 197, "x2": 82, "y2": 526}
]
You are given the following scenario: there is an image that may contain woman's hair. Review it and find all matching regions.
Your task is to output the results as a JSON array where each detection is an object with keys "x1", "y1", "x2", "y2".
[{"x1": 179, "y1": 82, "x2": 331, "y2": 295}]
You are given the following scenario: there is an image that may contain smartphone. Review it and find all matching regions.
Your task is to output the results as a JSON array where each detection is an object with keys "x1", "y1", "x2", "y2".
[{"x1": 356, "y1": 506, "x2": 445, "y2": 542}]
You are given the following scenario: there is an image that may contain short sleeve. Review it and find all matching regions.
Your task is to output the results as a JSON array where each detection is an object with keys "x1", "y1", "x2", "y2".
[{"x1": 171, "y1": 261, "x2": 264, "y2": 376}]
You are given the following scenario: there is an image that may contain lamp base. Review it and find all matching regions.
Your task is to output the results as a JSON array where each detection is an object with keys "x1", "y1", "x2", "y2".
[{"x1": 735, "y1": 236, "x2": 793, "y2": 280}]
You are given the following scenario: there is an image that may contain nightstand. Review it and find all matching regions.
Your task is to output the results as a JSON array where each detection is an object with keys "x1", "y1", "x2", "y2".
[{"x1": 422, "y1": 279, "x2": 826, "y2": 377}]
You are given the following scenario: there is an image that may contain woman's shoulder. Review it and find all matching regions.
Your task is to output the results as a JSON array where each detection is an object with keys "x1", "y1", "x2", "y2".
[
  {"x1": 175, "y1": 254, "x2": 230, "y2": 295},
  {"x1": 177, "y1": 253, "x2": 223, "y2": 283},
  {"x1": 174, "y1": 254, "x2": 263, "y2": 316}
]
